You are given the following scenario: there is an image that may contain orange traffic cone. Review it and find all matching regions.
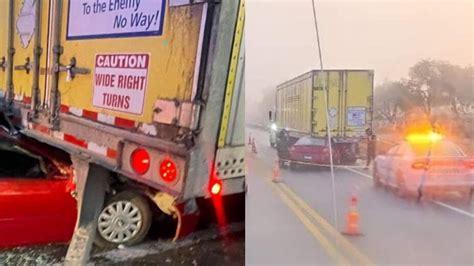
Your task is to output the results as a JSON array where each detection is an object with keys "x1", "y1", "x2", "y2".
[
  {"x1": 251, "y1": 138, "x2": 257, "y2": 154},
  {"x1": 342, "y1": 195, "x2": 362, "y2": 236},
  {"x1": 272, "y1": 160, "x2": 281, "y2": 183}
]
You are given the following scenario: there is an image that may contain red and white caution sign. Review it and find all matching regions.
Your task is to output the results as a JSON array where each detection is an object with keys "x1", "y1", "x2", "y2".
[{"x1": 92, "y1": 53, "x2": 150, "y2": 115}]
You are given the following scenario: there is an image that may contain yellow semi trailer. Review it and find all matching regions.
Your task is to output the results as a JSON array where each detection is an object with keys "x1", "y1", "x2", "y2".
[
  {"x1": 0, "y1": 0, "x2": 245, "y2": 262},
  {"x1": 269, "y1": 69, "x2": 374, "y2": 163}
]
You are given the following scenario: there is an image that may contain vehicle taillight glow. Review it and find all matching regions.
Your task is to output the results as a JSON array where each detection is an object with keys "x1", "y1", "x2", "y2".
[
  {"x1": 406, "y1": 131, "x2": 443, "y2": 144},
  {"x1": 412, "y1": 161, "x2": 429, "y2": 170},
  {"x1": 464, "y1": 160, "x2": 474, "y2": 169},
  {"x1": 209, "y1": 179, "x2": 223, "y2": 196},
  {"x1": 159, "y1": 158, "x2": 178, "y2": 183},
  {"x1": 130, "y1": 148, "x2": 150, "y2": 175}
]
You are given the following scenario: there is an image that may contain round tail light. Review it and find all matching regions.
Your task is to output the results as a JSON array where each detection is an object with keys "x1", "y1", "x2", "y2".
[
  {"x1": 160, "y1": 159, "x2": 178, "y2": 183},
  {"x1": 209, "y1": 179, "x2": 223, "y2": 196},
  {"x1": 130, "y1": 148, "x2": 150, "y2": 175}
]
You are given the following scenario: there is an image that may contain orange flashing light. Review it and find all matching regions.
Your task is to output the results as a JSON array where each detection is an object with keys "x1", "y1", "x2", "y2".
[{"x1": 406, "y1": 132, "x2": 443, "y2": 144}]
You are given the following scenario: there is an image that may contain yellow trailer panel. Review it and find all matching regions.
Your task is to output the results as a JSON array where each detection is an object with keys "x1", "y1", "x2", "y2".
[
  {"x1": 276, "y1": 69, "x2": 374, "y2": 138},
  {"x1": 276, "y1": 72, "x2": 312, "y2": 133},
  {"x1": 344, "y1": 71, "x2": 374, "y2": 137},
  {"x1": 11, "y1": 0, "x2": 47, "y2": 102},
  {"x1": 50, "y1": 1, "x2": 205, "y2": 124},
  {"x1": 0, "y1": 0, "x2": 9, "y2": 95}
]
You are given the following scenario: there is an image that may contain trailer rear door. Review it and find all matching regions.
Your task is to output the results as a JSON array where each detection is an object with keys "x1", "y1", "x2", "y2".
[
  {"x1": 344, "y1": 70, "x2": 374, "y2": 137},
  {"x1": 47, "y1": 0, "x2": 208, "y2": 128},
  {"x1": 0, "y1": 1, "x2": 8, "y2": 96},
  {"x1": 9, "y1": 0, "x2": 50, "y2": 106}
]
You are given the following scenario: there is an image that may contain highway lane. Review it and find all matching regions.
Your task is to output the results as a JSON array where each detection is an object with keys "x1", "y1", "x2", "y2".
[
  {"x1": 245, "y1": 150, "x2": 335, "y2": 265},
  {"x1": 246, "y1": 127, "x2": 474, "y2": 265}
]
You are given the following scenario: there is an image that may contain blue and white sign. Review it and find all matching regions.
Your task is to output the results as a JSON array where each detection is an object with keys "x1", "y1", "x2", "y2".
[
  {"x1": 347, "y1": 107, "x2": 366, "y2": 127},
  {"x1": 67, "y1": 0, "x2": 166, "y2": 40}
]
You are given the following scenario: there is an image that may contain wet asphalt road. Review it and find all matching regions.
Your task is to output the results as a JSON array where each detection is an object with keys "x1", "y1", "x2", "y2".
[
  {"x1": 0, "y1": 223, "x2": 244, "y2": 265},
  {"x1": 246, "y1": 127, "x2": 474, "y2": 265}
]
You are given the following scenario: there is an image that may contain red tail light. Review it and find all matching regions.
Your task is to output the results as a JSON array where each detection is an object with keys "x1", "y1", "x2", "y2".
[
  {"x1": 131, "y1": 148, "x2": 150, "y2": 175},
  {"x1": 159, "y1": 158, "x2": 178, "y2": 183},
  {"x1": 464, "y1": 160, "x2": 474, "y2": 169},
  {"x1": 209, "y1": 179, "x2": 223, "y2": 196},
  {"x1": 412, "y1": 161, "x2": 429, "y2": 170}
]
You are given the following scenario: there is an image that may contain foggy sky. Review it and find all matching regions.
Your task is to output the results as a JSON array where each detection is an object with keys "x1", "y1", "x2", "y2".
[{"x1": 246, "y1": 0, "x2": 473, "y2": 108}]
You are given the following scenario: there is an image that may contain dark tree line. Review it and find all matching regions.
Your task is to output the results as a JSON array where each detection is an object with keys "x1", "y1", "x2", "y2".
[{"x1": 374, "y1": 59, "x2": 473, "y2": 124}]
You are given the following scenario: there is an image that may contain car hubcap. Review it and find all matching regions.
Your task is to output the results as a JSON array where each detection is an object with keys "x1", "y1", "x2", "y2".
[{"x1": 98, "y1": 200, "x2": 142, "y2": 243}]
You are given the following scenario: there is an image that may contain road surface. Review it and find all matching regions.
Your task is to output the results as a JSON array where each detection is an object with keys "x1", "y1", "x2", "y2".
[
  {"x1": 246, "y1": 127, "x2": 474, "y2": 265},
  {"x1": 0, "y1": 223, "x2": 244, "y2": 265}
]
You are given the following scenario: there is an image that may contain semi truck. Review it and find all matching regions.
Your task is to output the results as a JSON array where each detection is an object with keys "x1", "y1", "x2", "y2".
[
  {"x1": 0, "y1": 0, "x2": 245, "y2": 262},
  {"x1": 269, "y1": 69, "x2": 374, "y2": 164}
]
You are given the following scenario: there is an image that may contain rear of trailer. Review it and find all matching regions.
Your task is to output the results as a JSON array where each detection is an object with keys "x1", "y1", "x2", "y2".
[
  {"x1": 0, "y1": 0, "x2": 245, "y2": 262},
  {"x1": 270, "y1": 70, "x2": 373, "y2": 161}
]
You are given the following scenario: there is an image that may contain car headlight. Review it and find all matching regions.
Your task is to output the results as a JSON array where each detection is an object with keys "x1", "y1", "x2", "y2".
[{"x1": 271, "y1": 123, "x2": 277, "y2": 131}]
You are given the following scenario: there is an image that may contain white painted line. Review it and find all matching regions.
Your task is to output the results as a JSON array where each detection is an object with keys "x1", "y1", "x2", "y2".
[
  {"x1": 344, "y1": 164, "x2": 474, "y2": 219},
  {"x1": 431, "y1": 200, "x2": 474, "y2": 219},
  {"x1": 343, "y1": 166, "x2": 373, "y2": 179}
]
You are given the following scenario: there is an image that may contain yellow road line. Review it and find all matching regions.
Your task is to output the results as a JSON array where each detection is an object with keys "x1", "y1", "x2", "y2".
[
  {"x1": 264, "y1": 177, "x2": 351, "y2": 266},
  {"x1": 277, "y1": 182, "x2": 375, "y2": 266}
]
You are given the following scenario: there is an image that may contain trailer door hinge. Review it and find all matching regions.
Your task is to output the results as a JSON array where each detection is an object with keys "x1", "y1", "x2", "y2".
[
  {"x1": 14, "y1": 57, "x2": 32, "y2": 74},
  {"x1": 0, "y1": 57, "x2": 6, "y2": 72},
  {"x1": 56, "y1": 57, "x2": 90, "y2": 81}
]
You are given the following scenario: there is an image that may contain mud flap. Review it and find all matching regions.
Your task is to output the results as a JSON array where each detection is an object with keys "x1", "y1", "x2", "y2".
[
  {"x1": 173, "y1": 198, "x2": 200, "y2": 241},
  {"x1": 65, "y1": 157, "x2": 108, "y2": 265}
]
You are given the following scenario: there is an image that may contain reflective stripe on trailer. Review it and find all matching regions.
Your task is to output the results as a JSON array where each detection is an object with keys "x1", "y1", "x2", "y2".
[
  {"x1": 217, "y1": 0, "x2": 245, "y2": 148},
  {"x1": 60, "y1": 104, "x2": 137, "y2": 130},
  {"x1": 29, "y1": 122, "x2": 118, "y2": 159}
]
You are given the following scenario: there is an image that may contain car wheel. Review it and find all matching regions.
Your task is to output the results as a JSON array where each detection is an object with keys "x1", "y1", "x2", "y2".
[
  {"x1": 395, "y1": 176, "x2": 408, "y2": 199},
  {"x1": 373, "y1": 164, "x2": 382, "y2": 188},
  {"x1": 95, "y1": 191, "x2": 152, "y2": 248},
  {"x1": 289, "y1": 162, "x2": 298, "y2": 171}
]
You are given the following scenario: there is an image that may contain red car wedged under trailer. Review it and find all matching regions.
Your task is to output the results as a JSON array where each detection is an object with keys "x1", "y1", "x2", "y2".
[{"x1": 0, "y1": 130, "x2": 77, "y2": 249}]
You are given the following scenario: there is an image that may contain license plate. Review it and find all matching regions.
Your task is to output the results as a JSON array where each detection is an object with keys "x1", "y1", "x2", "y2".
[{"x1": 304, "y1": 155, "x2": 312, "y2": 160}]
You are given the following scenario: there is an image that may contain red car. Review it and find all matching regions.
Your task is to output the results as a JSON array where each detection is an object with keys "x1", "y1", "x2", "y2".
[
  {"x1": 286, "y1": 136, "x2": 342, "y2": 168},
  {"x1": 0, "y1": 131, "x2": 77, "y2": 249},
  {"x1": 286, "y1": 136, "x2": 359, "y2": 169}
]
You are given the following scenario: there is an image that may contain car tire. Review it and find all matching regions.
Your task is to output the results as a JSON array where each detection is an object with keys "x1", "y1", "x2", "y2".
[
  {"x1": 95, "y1": 191, "x2": 152, "y2": 248},
  {"x1": 289, "y1": 162, "x2": 298, "y2": 171},
  {"x1": 395, "y1": 175, "x2": 408, "y2": 199}
]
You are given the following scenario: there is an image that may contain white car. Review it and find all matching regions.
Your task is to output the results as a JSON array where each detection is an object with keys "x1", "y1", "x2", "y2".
[{"x1": 373, "y1": 138, "x2": 473, "y2": 201}]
